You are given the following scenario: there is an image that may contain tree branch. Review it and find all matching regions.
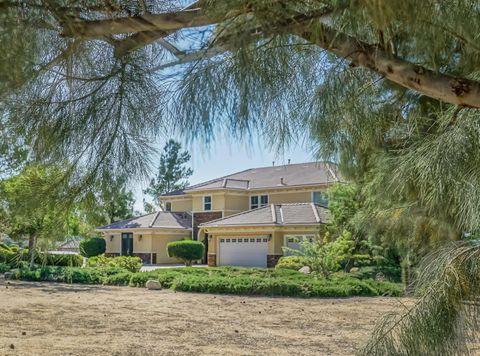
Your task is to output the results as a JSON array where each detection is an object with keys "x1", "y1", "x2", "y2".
[
  {"x1": 295, "y1": 23, "x2": 480, "y2": 108},
  {"x1": 60, "y1": 6, "x2": 480, "y2": 108}
]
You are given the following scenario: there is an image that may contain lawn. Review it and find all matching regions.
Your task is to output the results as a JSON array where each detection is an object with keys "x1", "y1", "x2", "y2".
[
  {"x1": 2, "y1": 264, "x2": 402, "y2": 298},
  {"x1": 0, "y1": 278, "x2": 410, "y2": 356}
]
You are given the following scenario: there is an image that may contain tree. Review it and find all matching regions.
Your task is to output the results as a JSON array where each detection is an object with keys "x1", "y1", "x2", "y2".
[
  {"x1": 144, "y1": 139, "x2": 193, "y2": 207},
  {"x1": 82, "y1": 174, "x2": 136, "y2": 227},
  {"x1": 0, "y1": 165, "x2": 71, "y2": 267}
]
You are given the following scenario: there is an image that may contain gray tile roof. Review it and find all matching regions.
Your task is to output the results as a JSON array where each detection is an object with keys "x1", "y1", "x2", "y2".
[
  {"x1": 97, "y1": 212, "x2": 192, "y2": 230},
  {"x1": 162, "y1": 162, "x2": 341, "y2": 196},
  {"x1": 200, "y1": 203, "x2": 330, "y2": 227}
]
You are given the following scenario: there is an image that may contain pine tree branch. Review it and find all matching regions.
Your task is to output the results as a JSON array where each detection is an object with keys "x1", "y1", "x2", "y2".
[{"x1": 60, "y1": 6, "x2": 480, "y2": 109}]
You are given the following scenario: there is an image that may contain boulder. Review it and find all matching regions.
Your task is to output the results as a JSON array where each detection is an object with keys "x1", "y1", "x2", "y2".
[
  {"x1": 3, "y1": 272, "x2": 12, "y2": 280},
  {"x1": 298, "y1": 266, "x2": 311, "y2": 274},
  {"x1": 146, "y1": 280, "x2": 162, "y2": 290}
]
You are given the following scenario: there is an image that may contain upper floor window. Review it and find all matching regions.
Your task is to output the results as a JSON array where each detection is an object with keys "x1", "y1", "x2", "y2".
[
  {"x1": 165, "y1": 202, "x2": 172, "y2": 212},
  {"x1": 203, "y1": 196, "x2": 212, "y2": 211},
  {"x1": 312, "y1": 191, "x2": 328, "y2": 206},
  {"x1": 250, "y1": 195, "x2": 268, "y2": 209}
]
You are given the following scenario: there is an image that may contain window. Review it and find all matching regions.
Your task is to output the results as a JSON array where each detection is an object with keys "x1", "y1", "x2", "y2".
[
  {"x1": 203, "y1": 196, "x2": 212, "y2": 211},
  {"x1": 165, "y1": 202, "x2": 172, "y2": 212},
  {"x1": 250, "y1": 196, "x2": 259, "y2": 209},
  {"x1": 250, "y1": 195, "x2": 268, "y2": 209},
  {"x1": 312, "y1": 191, "x2": 328, "y2": 206}
]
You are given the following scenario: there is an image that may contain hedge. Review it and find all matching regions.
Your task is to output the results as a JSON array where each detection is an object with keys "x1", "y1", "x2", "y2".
[
  {"x1": 86, "y1": 255, "x2": 142, "y2": 273},
  {"x1": 167, "y1": 240, "x2": 204, "y2": 266},
  {"x1": 6, "y1": 265, "x2": 402, "y2": 298}
]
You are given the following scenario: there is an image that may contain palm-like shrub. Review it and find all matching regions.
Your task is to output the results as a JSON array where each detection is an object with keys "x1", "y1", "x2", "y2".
[{"x1": 167, "y1": 240, "x2": 204, "y2": 266}]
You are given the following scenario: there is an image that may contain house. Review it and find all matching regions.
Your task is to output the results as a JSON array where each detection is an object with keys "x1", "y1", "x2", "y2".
[
  {"x1": 97, "y1": 212, "x2": 192, "y2": 264},
  {"x1": 97, "y1": 161, "x2": 339, "y2": 266}
]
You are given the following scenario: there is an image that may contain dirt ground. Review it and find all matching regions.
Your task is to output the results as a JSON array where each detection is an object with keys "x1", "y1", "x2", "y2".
[{"x1": 0, "y1": 279, "x2": 410, "y2": 356}]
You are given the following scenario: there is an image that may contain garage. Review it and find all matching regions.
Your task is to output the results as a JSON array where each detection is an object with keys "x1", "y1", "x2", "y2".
[
  {"x1": 285, "y1": 235, "x2": 315, "y2": 256},
  {"x1": 218, "y1": 236, "x2": 268, "y2": 267}
]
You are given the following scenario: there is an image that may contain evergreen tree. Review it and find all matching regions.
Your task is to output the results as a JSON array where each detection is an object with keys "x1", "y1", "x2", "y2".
[{"x1": 144, "y1": 139, "x2": 193, "y2": 207}]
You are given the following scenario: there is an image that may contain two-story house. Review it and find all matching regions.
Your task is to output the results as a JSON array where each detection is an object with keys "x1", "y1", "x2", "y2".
[{"x1": 97, "y1": 162, "x2": 339, "y2": 267}]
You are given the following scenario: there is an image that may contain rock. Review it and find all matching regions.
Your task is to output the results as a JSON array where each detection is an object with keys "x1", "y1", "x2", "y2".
[
  {"x1": 22, "y1": 332, "x2": 26, "y2": 336},
  {"x1": 3, "y1": 272, "x2": 12, "y2": 280},
  {"x1": 145, "y1": 280, "x2": 162, "y2": 290},
  {"x1": 350, "y1": 267, "x2": 359, "y2": 273},
  {"x1": 375, "y1": 272, "x2": 387, "y2": 281},
  {"x1": 10, "y1": 344, "x2": 14, "y2": 349},
  {"x1": 298, "y1": 266, "x2": 311, "y2": 274}
]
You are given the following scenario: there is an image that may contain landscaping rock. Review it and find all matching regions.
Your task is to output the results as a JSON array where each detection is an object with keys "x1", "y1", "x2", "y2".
[
  {"x1": 298, "y1": 266, "x2": 311, "y2": 274},
  {"x1": 146, "y1": 280, "x2": 162, "y2": 290}
]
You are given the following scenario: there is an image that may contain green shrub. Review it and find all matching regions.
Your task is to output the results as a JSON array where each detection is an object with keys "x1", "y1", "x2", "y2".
[
  {"x1": 86, "y1": 255, "x2": 142, "y2": 272},
  {"x1": 275, "y1": 256, "x2": 308, "y2": 271},
  {"x1": 80, "y1": 237, "x2": 106, "y2": 257},
  {"x1": 167, "y1": 240, "x2": 204, "y2": 266},
  {"x1": 0, "y1": 263, "x2": 11, "y2": 273},
  {"x1": 35, "y1": 253, "x2": 83, "y2": 267},
  {"x1": 103, "y1": 271, "x2": 133, "y2": 286}
]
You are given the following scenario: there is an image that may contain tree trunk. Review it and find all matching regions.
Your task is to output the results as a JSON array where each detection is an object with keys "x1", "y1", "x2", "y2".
[{"x1": 29, "y1": 234, "x2": 37, "y2": 269}]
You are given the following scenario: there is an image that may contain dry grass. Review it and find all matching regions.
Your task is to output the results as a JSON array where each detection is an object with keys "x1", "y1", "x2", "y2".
[{"x1": 0, "y1": 279, "x2": 411, "y2": 356}]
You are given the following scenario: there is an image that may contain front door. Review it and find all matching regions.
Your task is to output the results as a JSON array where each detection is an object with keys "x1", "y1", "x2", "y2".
[{"x1": 121, "y1": 233, "x2": 133, "y2": 256}]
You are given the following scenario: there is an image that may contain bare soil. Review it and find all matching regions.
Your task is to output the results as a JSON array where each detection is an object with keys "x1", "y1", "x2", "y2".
[{"x1": 0, "y1": 279, "x2": 411, "y2": 356}]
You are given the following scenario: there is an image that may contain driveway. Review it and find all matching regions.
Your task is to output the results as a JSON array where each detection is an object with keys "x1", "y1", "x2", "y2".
[{"x1": 140, "y1": 264, "x2": 207, "y2": 272}]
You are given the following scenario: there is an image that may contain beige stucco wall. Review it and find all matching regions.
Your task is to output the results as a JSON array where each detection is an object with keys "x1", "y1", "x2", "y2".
[
  {"x1": 224, "y1": 194, "x2": 249, "y2": 213},
  {"x1": 101, "y1": 229, "x2": 191, "y2": 264},
  {"x1": 151, "y1": 233, "x2": 191, "y2": 264},
  {"x1": 169, "y1": 198, "x2": 193, "y2": 212},
  {"x1": 104, "y1": 233, "x2": 121, "y2": 253}
]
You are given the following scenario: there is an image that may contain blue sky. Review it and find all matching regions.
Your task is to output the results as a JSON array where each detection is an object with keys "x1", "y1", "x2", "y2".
[{"x1": 133, "y1": 135, "x2": 314, "y2": 211}]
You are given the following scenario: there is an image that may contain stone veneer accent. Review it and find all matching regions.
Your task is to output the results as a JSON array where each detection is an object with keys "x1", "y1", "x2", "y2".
[
  {"x1": 267, "y1": 254, "x2": 283, "y2": 268},
  {"x1": 207, "y1": 253, "x2": 217, "y2": 267},
  {"x1": 193, "y1": 211, "x2": 223, "y2": 236}
]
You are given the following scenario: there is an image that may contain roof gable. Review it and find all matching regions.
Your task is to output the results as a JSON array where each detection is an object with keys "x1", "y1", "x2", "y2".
[
  {"x1": 162, "y1": 161, "x2": 341, "y2": 196},
  {"x1": 200, "y1": 203, "x2": 330, "y2": 227},
  {"x1": 97, "y1": 212, "x2": 192, "y2": 230}
]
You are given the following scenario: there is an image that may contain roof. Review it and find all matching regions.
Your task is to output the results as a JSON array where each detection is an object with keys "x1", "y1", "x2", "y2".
[
  {"x1": 57, "y1": 237, "x2": 83, "y2": 251},
  {"x1": 200, "y1": 203, "x2": 330, "y2": 227},
  {"x1": 162, "y1": 161, "x2": 341, "y2": 196},
  {"x1": 97, "y1": 212, "x2": 192, "y2": 230}
]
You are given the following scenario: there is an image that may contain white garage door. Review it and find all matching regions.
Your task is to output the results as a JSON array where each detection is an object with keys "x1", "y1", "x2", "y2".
[{"x1": 219, "y1": 237, "x2": 268, "y2": 267}]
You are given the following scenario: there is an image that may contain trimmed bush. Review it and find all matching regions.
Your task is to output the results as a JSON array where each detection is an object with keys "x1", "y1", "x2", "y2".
[
  {"x1": 80, "y1": 237, "x2": 106, "y2": 258},
  {"x1": 86, "y1": 255, "x2": 142, "y2": 273},
  {"x1": 275, "y1": 256, "x2": 309, "y2": 271},
  {"x1": 167, "y1": 240, "x2": 204, "y2": 266}
]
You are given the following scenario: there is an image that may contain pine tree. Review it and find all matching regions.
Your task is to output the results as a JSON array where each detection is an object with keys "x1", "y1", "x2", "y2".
[{"x1": 144, "y1": 139, "x2": 193, "y2": 207}]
